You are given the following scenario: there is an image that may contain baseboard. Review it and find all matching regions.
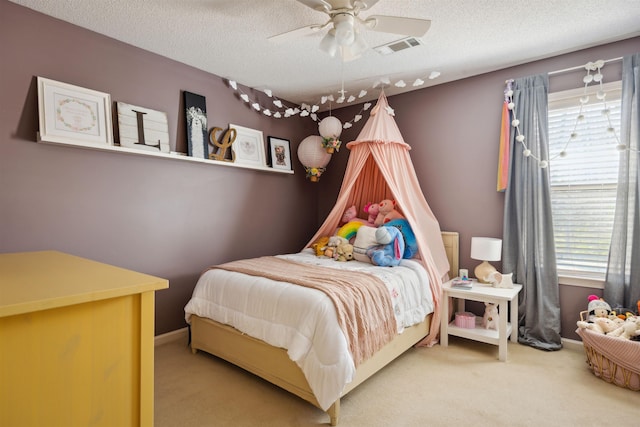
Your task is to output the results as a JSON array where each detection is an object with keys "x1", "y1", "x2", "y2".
[
  {"x1": 561, "y1": 337, "x2": 583, "y2": 351},
  {"x1": 155, "y1": 327, "x2": 189, "y2": 346}
]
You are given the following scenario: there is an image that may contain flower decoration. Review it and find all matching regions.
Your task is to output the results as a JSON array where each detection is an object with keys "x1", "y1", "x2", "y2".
[
  {"x1": 321, "y1": 137, "x2": 341, "y2": 153},
  {"x1": 305, "y1": 167, "x2": 326, "y2": 182}
]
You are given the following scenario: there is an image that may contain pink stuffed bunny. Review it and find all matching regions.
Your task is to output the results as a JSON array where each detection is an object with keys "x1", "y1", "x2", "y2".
[
  {"x1": 363, "y1": 202, "x2": 379, "y2": 226},
  {"x1": 341, "y1": 205, "x2": 367, "y2": 225}
]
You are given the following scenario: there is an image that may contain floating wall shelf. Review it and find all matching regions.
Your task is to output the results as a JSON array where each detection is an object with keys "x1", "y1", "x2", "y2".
[{"x1": 36, "y1": 135, "x2": 295, "y2": 175}]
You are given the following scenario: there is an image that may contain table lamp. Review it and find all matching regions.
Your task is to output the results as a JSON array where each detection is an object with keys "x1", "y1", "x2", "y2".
[{"x1": 470, "y1": 237, "x2": 502, "y2": 283}]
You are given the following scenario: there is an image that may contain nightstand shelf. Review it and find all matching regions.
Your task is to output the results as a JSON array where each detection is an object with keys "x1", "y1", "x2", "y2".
[{"x1": 440, "y1": 280, "x2": 522, "y2": 361}]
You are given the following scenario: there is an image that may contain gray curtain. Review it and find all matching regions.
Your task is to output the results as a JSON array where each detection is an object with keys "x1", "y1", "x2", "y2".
[
  {"x1": 503, "y1": 74, "x2": 562, "y2": 350},
  {"x1": 605, "y1": 53, "x2": 640, "y2": 311}
]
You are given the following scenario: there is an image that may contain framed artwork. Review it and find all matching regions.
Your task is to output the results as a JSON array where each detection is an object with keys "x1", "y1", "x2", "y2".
[
  {"x1": 184, "y1": 91, "x2": 208, "y2": 158},
  {"x1": 116, "y1": 102, "x2": 170, "y2": 153},
  {"x1": 229, "y1": 124, "x2": 266, "y2": 167},
  {"x1": 267, "y1": 136, "x2": 292, "y2": 171},
  {"x1": 37, "y1": 77, "x2": 113, "y2": 146}
]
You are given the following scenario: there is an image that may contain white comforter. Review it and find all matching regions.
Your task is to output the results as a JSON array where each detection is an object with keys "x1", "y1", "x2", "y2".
[{"x1": 184, "y1": 249, "x2": 433, "y2": 410}]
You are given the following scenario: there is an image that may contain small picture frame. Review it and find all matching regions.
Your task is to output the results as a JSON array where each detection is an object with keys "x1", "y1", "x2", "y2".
[
  {"x1": 116, "y1": 101, "x2": 170, "y2": 153},
  {"x1": 229, "y1": 124, "x2": 265, "y2": 167},
  {"x1": 267, "y1": 136, "x2": 292, "y2": 171},
  {"x1": 184, "y1": 91, "x2": 208, "y2": 159},
  {"x1": 37, "y1": 77, "x2": 113, "y2": 146}
]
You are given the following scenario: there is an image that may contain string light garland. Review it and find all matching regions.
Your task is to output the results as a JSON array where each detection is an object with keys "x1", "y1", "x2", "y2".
[
  {"x1": 506, "y1": 59, "x2": 635, "y2": 169},
  {"x1": 224, "y1": 71, "x2": 439, "y2": 129}
]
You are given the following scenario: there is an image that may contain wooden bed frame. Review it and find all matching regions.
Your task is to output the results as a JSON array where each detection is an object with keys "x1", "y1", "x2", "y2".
[{"x1": 190, "y1": 231, "x2": 459, "y2": 426}]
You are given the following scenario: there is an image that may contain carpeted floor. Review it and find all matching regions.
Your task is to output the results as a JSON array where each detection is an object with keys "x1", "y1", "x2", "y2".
[{"x1": 154, "y1": 332, "x2": 637, "y2": 426}]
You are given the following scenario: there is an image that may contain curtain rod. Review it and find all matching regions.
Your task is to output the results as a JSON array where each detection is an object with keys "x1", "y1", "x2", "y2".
[
  {"x1": 505, "y1": 57, "x2": 624, "y2": 83},
  {"x1": 547, "y1": 56, "x2": 623, "y2": 76}
]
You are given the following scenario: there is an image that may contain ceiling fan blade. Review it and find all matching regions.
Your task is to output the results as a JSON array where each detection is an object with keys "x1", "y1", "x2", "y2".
[
  {"x1": 296, "y1": 0, "x2": 332, "y2": 12},
  {"x1": 364, "y1": 15, "x2": 431, "y2": 37},
  {"x1": 268, "y1": 23, "x2": 327, "y2": 43}
]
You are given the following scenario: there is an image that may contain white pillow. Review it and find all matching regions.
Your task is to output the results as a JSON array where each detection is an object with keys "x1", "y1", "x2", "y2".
[{"x1": 352, "y1": 226, "x2": 378, "y2": 263}]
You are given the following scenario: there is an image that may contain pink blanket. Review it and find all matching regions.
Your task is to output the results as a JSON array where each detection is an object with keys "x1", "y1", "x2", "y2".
[{"x1": 212, "y1": 256, "x2": 397, "y2": 367}]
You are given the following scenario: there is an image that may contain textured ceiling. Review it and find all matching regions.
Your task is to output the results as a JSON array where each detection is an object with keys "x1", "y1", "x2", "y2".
[{"x1": 9, "y1": 0, "x2": 640, "y2": 108}]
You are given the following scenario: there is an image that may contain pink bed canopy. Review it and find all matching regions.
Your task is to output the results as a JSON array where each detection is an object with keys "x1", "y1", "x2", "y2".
[{"x1": 305, "y1": 92, "x2": 450, "y2": 346}]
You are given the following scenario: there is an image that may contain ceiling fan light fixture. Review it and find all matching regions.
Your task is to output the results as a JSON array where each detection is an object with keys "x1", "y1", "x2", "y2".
[
  {"x1": 319, "y1": 30, "x2": 338, "y2": 57},
  {"x1": 333, "y1": 13, "x2": 355, "y2": 46}
]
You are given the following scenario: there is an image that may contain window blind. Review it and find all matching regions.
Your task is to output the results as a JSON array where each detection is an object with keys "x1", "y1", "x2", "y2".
[{"x1": 548, "y1": 82, "x2": 621, "y2": 277}]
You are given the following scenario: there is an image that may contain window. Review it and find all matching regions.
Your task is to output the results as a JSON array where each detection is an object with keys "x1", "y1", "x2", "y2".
[{"x1": 548, "y1": 81, "x2": 621, "y2": 279}]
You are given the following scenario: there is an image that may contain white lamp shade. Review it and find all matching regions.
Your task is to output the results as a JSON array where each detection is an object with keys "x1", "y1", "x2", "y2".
[
  {"x1": 318, "y1": 116, "x2": 342, "y2": 139},
  {"x1": 470, "y1": 237, "x2": 502, "y2": 261},
  {"x1": 297, "y1": 135, "x2": 331, "y2": 169}
]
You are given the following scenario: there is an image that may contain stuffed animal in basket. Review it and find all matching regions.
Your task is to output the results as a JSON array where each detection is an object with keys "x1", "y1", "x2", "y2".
[
  {"x1": 607, "y1": 316, "x2": 640, "y2": 340},
  {"x1": 483, "y1": 302, "x2": 499, "y2": 330},
  {"x1": 366, "y1": 225, "x2": 405, "y2": 267},
  {"x1": 576, "y1": 317, "x2": 619, "y2": 335},
  {"x1": 334, "y1": 242, "x2": 354, "y2": 262},
  {"x1": 586, "y1": 294, "x2": 612, "y2": 322},
  {"x1": 374, "y1": 199, "x2": 405, "y2": 226}
]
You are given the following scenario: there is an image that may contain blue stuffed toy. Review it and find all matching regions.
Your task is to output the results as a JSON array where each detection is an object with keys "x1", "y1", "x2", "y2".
[
  {"x1": 367, "y1": 226, "x2": 405, "y2": 267},
  {"x1": 384, "y1": 218, "x2": 418, "y2": 259}
]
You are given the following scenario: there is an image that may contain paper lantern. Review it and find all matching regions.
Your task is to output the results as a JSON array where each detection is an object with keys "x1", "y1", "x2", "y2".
[
  {"x1": 297, "y1": 135, "x2": 331, "y2": 182},
  {"x1": 318, "y1": 116, "x2": 342, "y2": 139},
  {"x1": 318, "y1": 116, "x2": 343, "y2": 154}
]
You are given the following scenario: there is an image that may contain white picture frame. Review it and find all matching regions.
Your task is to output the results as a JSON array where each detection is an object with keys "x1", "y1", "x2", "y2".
[
  {"x1": 229, "y1": 124, "x2": 265, "y2": 167},
  {"x1": 37, "y1": 77, "x2": 113, "y2": 147}
]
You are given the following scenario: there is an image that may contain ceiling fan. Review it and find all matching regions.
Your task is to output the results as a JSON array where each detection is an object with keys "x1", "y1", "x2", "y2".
[{"x1": 269, "y1": 0, "x2": 431, "y2": 60}]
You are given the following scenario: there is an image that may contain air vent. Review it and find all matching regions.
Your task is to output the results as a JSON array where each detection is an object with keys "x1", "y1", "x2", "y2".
[{"x1": 374, "y1": 37, "x2": 424, "y2": 55}]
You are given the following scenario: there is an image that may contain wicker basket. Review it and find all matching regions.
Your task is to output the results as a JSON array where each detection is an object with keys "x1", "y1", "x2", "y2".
[{"x1": 576, "y1": 312, "x2": 640, "y2": 391}]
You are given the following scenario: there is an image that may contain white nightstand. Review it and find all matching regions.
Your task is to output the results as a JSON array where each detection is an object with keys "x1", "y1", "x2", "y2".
[{"x1": 440, "y1": 279, "x2": 522, "y2": 361}]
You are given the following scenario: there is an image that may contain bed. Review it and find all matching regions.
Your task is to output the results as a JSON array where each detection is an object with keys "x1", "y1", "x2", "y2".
[{"x1": 184, "y1": 231, "x2": 458, "y2": 426}]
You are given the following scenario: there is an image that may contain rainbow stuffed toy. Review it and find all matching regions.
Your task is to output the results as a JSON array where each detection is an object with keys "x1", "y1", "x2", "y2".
[{"x1": 337, "y1": 220, "x2": 363, "y2": 241}]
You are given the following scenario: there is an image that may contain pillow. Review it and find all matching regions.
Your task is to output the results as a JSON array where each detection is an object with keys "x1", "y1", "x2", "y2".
[
  {"x1": 352, "y1": 226, "x2": 379, "y2": 263},
  {"x1": 385, "y1": 218, "x2": 418, "y2": 259}
]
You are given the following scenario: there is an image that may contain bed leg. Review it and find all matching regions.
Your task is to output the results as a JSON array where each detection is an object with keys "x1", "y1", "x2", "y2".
[
  {"x1": 327, "y1": 399, "x2": 340, "y2": 426},
  {"x1": 190, "y1": 346, "x2": 198, "y2": 355}
]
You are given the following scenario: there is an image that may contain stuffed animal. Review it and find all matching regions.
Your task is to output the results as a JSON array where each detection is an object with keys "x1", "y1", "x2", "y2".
[
  {"x1": 607, "y1": 316, "x2": 640, "y2": 340},
  {"x1": 363, "y1": 202, "x2": 379, "y2": 226},
  {"x1": 586, "y1": 295, "x2": 611, "y2": 322},
  {"x1": 366, "y1": 225, "x2": 405, "y2": 267},
  {"x1": 487, "y1": 271, "x2": 514, "y2": 289},
  {"x1": 576, "y1": 317, "x2": 619, "y2": 334},
  {"x1": 374, "y1": 199, "x2": 405, "y2": 226},
  {"x1": 384, "y1": 218, "x2": 418, "y2": 259},
  {"x1": 341, "y1": 205, "x2": 368, "y2": 225},
  {"x1": 335, "y1": 242, "x2": 354, "y2": 262},
  {"x1": 483, "y1": 302, "x2": 499, "y2": 330},
  {"x1": 324, "y1": 235, "x2": 349, "y2": 258},
  {"x1": 312, "y1": 236, "x2": 330, "y2": 256}
]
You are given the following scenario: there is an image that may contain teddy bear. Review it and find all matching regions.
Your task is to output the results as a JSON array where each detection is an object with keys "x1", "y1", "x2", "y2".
[
  {"x1": 483, "y1": 302, "x2": 499, "y2": 330},
  {"x1": 312, "y1": 236, "x2": 330, "y2": 256},
  {"x1": 374, "y1": 199, "x2": 405, "y2": 226},
  {"x1": 363, "y1": 202, "x2": 379, "y2": 226},
  {"x1": 334, "y1": 242, "x2": 354, "y2": 262},
  {"x1": 366, "y1": 225, "x2": 405, "y2": 267},
  {"x1": 324, "y1": 235, "x2": 349, "y2": 258}
]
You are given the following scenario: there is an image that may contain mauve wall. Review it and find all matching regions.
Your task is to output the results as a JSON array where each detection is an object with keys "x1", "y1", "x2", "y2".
[
  {"x1": 2, "y1": 1, "x2": 639, "y2": 340},
  {"x1": 0, "y1": 1, "x2": 319, "y2": 334}
]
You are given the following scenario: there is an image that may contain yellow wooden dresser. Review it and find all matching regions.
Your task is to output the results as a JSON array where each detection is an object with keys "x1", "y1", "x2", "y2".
[{"x1": 0, "y1": 251, "x2": 168, "y2": 427}]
